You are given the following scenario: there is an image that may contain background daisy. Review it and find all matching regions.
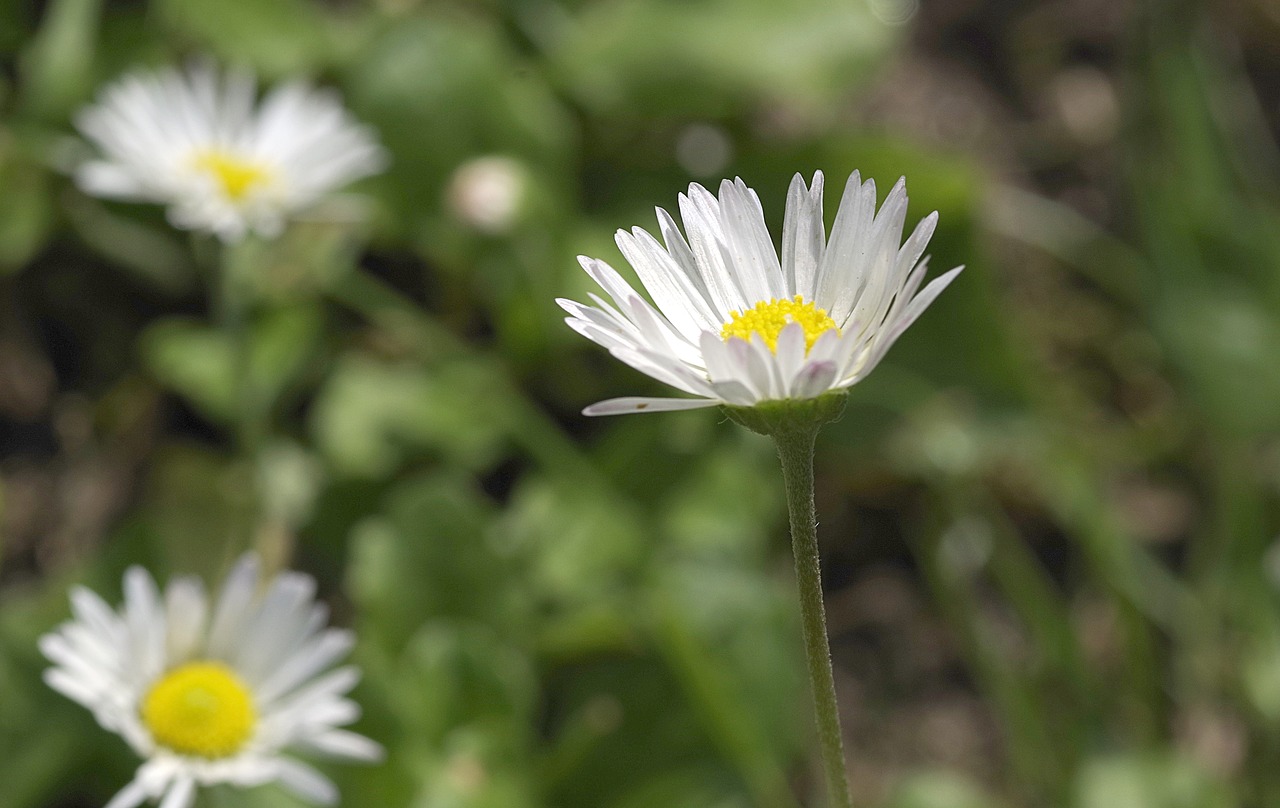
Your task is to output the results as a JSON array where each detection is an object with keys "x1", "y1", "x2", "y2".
[
  {"x1": 39, "y1": 555, "x2": 381, "y2": 808},
  {"x1": 74, "y1": 63, "x2": 386, "y2": 241}
]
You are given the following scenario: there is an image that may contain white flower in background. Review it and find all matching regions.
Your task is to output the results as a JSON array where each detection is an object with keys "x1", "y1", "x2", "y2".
[
  {"x1": 39, "y1": 555, "x2": 382, "y2": 808},
  {"x1": 446, "y1": 155, "x2": 528, "y2": 234},
  {"x1": 74, "y1": 63, "x2": 386, "y2": 242},
  {"x1": 558, "y1": 171, "x2": 963, "y2": 415}
]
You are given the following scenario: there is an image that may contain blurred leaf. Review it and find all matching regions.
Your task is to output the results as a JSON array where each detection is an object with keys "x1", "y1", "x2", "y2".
[
  {"x1": 390, "y1": 724, "x2": 538, "y2": 808},
  {"x1": 551, "y1": 0, "x2": 891, "y2": 118},
  {"x1": 0, "y1": 149, "x2": 54, "y2": 271},
  {"x1": 142, "y1": 303, "x2": 323, "y2": 424},
  {"x1": 497, "y1": 475, "x2": 647, "y2": 617},
  {"x1": 153, "y1": 0, "x2": 334, "y2": 76},
  {"x1": 1073, "y1": 753, "x2": 1234, "y2": 808},
  {"x1": 393, "y1": 623, "x2": 537, "y2": 742},
  {"x1": 650, "y1": 568, "x2": 805, "y2": 808},
  {"x1": 63, "y1": 195, "x2": 197, "y2": 293},
  {"x1": 347, "y1": 471, "x2": 523, "y2": 651},
  {"x1": 606, "y1": 769, "x2": 749, "y2": 808},
  {"x1": 311, "y1": 355, "x2": 506, "y2": 478},
  {"x1": 1242, "y1": 633, "x2": 1280, "y2": 721},
  {"x1": 658, "y1": 439, "x2": 781, "y2": 562},
  {"x1": 542, "y1": 656, "x2": 728, "y2": 808},
  {"x1": 887, "y1": 770, "x2": 1006, "y2": 808},
  {"x1": 1156, "y1": 287, "x2": 1280, "y2": 436},
  {"x1": 346, "y1": 14, "x2": 572, "y2": 237},
  {"x1": 17, "y1": 0, "x2": 100, "y2": 120}
]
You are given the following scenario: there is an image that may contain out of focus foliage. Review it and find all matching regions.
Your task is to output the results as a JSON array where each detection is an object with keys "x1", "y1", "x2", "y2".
[{"x1": 4, "y1": 0, "x2": 1280, "y2": 807}]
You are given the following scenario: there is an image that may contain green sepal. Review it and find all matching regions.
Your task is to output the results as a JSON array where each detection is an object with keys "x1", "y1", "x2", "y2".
[{"x1": 720, "y1": 391, "x2": 848, "y2": 439}]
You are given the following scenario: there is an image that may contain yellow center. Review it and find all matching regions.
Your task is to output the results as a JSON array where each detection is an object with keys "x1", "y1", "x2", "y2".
[
  {"x1": 721, "y1": 295, "x2": 839, "y2": 353},
  {"x1": 141, "y1": 661, "x2": 257, "y2": 758},
  {"x1": 190, "y1": 151, "x2": 272, "y2": 201}
]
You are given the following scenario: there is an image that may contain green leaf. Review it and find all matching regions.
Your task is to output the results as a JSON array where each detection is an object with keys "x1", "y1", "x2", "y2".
[
  {"x1": 142, "y1": 304, "x2": 322, "y2": 424},
  {"x1": 888, "y1": 770, "x2": 1006, "y2": 808},
  {"x1": 153, "y1": 0, "x2": 333, "y2": 76},
  {"x1": 1073, "y1": 753, "x2": 1234, "y2": 808},
  {"x1": 17, "y1": 0, "x2": 100, "y2": 120},
  {"x1": 310, "y1": 355, "x2": 506, "y2": 478}
]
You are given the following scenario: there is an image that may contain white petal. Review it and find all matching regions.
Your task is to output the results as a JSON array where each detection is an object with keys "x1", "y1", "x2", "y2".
[
  {"x1": 806, "y1": 328, "x2": 843, "y2": 366},
  {"x1": 44, "y1": 667, "x2": 102, "y2": 705},
  {"x1": 580, "y1": 256, "x2": 643, "y2": 317},
  {"x1": 679, "y1": 185, "x2": 746, "y2": 314},
  {"x1": 774, "y1": 322, "x2": 806, "y2": 391},
  {"x1": 158, "y1": 778, "x2": 196, "y2": 808},
  {"x1": 75, "y1": 161, "x2": 152, "y2": 200},
  {"x1": 816, "y1": 173, "x2": 879, "y2": 323},
  {"x1": 207, "y1": 555, "x2": 260, "y2": 660},
  {"x1": 708, "y1": 379, "x2": 758, "y2": 406},
  {"x1": 895, "y1": 211, "x2": 938, "y2": 293},
  {"x1": 275, "y1": 759, "x2": 338, "y2": 805},
  {"x1": 624, "y1": 294, "x2": 700, "y2": 366},
  {"x1": 655, "y1": 206, "x2": 713, "y2": 305},
  {"x1": 565, "y1": 317, "x2": 641, "y2": 355},
  {"x1": 233, "y1": 571, "x2": 318, "y2": 685},
  {"x1": 750, "y1": 335, "x2": 786, "y2": 399},
  {"x1": 794, "y1": 361, "x2": 839, "y2": 398},
  {"x1": 256, "y1": 629, "x2": 354, "y2": 705},
  {"x1": 610, "y1": 343, "x2": 714, "y2": 396},
  {"x1": 699, "y1": 331, "x2": 739, "y2": 383},
  {"x1": 303, "y1": 729, "x2": 385, "y2": 762},
  {"x1": 718, "y1": 177, "x2": 784, "y2": 302},
  {"x1": 583, "y1": 396, "x2": 720, "y2": 416},
  {"x1": 103, "y1": 778, "x2": 151, "y2": 808},
  {"x1": 273, "y1": 666, "x2": 361, "y2": 716},
  {"x1": 164, "y1": 576, "x2": 207, "y2": 663},
  {"x1": 782, "y1": 171, "x2": 826, "y2": 299},
  {"x1": 615, "y1": 227, "x2": 718, "y2": 335},
  {"x1": 726, "y1": 338, "x2": 773, "y2": 401},
  {"x1": 70, "y1": 586, "x2": 122, "y2": 636},
  {"x1": 123, "y1": 567, "x2": 165, "y2": 683},
  {"x1": 843, "y1": 177, "x2": 908, "y2": 331},
  {"x1": 855, "y1": 265, "x2": 963, "y2": 381}
]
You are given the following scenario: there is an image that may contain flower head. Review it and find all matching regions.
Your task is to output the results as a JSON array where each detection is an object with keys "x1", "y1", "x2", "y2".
[
  {"x1": 558, "y1": 171, "x2": 962, "y2": 415},
  {"x1": 74, "y1": 63, "x2": 386, "y2": 242},
  {"x1": 40, "y1": 555, "x2": 382, "y2": 808}
]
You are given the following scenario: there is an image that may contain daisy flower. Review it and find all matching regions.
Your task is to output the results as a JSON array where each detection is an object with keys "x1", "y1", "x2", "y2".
[
  {"x1": 39, "y1": 555, "x2": 382, "y2": 808},
  {"x1": 558, "y1": 171, "x2": 963, "y2": 415},
  {"x1": 74, "y1": 63, "x2": 386, "y2": 242}
]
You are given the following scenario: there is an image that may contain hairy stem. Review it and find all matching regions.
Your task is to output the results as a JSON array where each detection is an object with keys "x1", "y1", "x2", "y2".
[{"x1": 774, "y1": 428, "x2": 853, "y2": 808}]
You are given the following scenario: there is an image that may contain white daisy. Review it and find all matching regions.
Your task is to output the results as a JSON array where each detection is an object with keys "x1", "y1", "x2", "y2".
[
  {"x1": 39, "y1": 555, "x2": 382, "y2": 808},
  {"x1": 74, "y1": 63, "x2": 386, "y2": 242},
  {"x1": 558, "y1": 171, "x2": 963, "y2": 415}
]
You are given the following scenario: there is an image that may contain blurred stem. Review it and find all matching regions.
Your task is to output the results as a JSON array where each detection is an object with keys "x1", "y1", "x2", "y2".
[
  {"x1": 216, "y1": 243, "x2": 253, "y2": 451},
  {"x1": 773, "y1": 428, "x2": 853, "y2": 808},
  {"x1": 213, "y1": 239, "x2": 288, "y2": 571}
]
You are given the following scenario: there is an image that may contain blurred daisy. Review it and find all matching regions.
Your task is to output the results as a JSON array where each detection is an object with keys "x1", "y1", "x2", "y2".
[
  {"x1": 558, "y1": 171, "x2": 962, "y2": 415},
  {"x1": 74, "y1": 63, "x2": 386, "y2": 241},
  {"x1": 40, "y1": 555, "x2": 381, "y2": 808}
]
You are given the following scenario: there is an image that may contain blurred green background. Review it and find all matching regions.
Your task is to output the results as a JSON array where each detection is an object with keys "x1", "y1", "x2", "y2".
[{"x1": 4, "y1": 0, "x2": 1280, "y2": 806}]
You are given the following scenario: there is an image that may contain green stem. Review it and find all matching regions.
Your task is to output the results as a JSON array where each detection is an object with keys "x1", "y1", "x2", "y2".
[
  {"x1": 773, "y1": 428, "x2": 853, "y2": 808},
  {"x1": 213, "y1": 240, "x2": 288, "y2": 572}
]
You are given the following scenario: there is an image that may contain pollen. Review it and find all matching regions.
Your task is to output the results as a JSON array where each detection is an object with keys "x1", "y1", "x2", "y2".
[
  {"x1": 190, "y1": 151, "x2": 272, "y2": 202},
  {"x1": 142, "y1": 661, "x2": 257, "y2": 758},
  {"x1": 721, "y1": 295, "x2": 839, "y2": 353}
]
